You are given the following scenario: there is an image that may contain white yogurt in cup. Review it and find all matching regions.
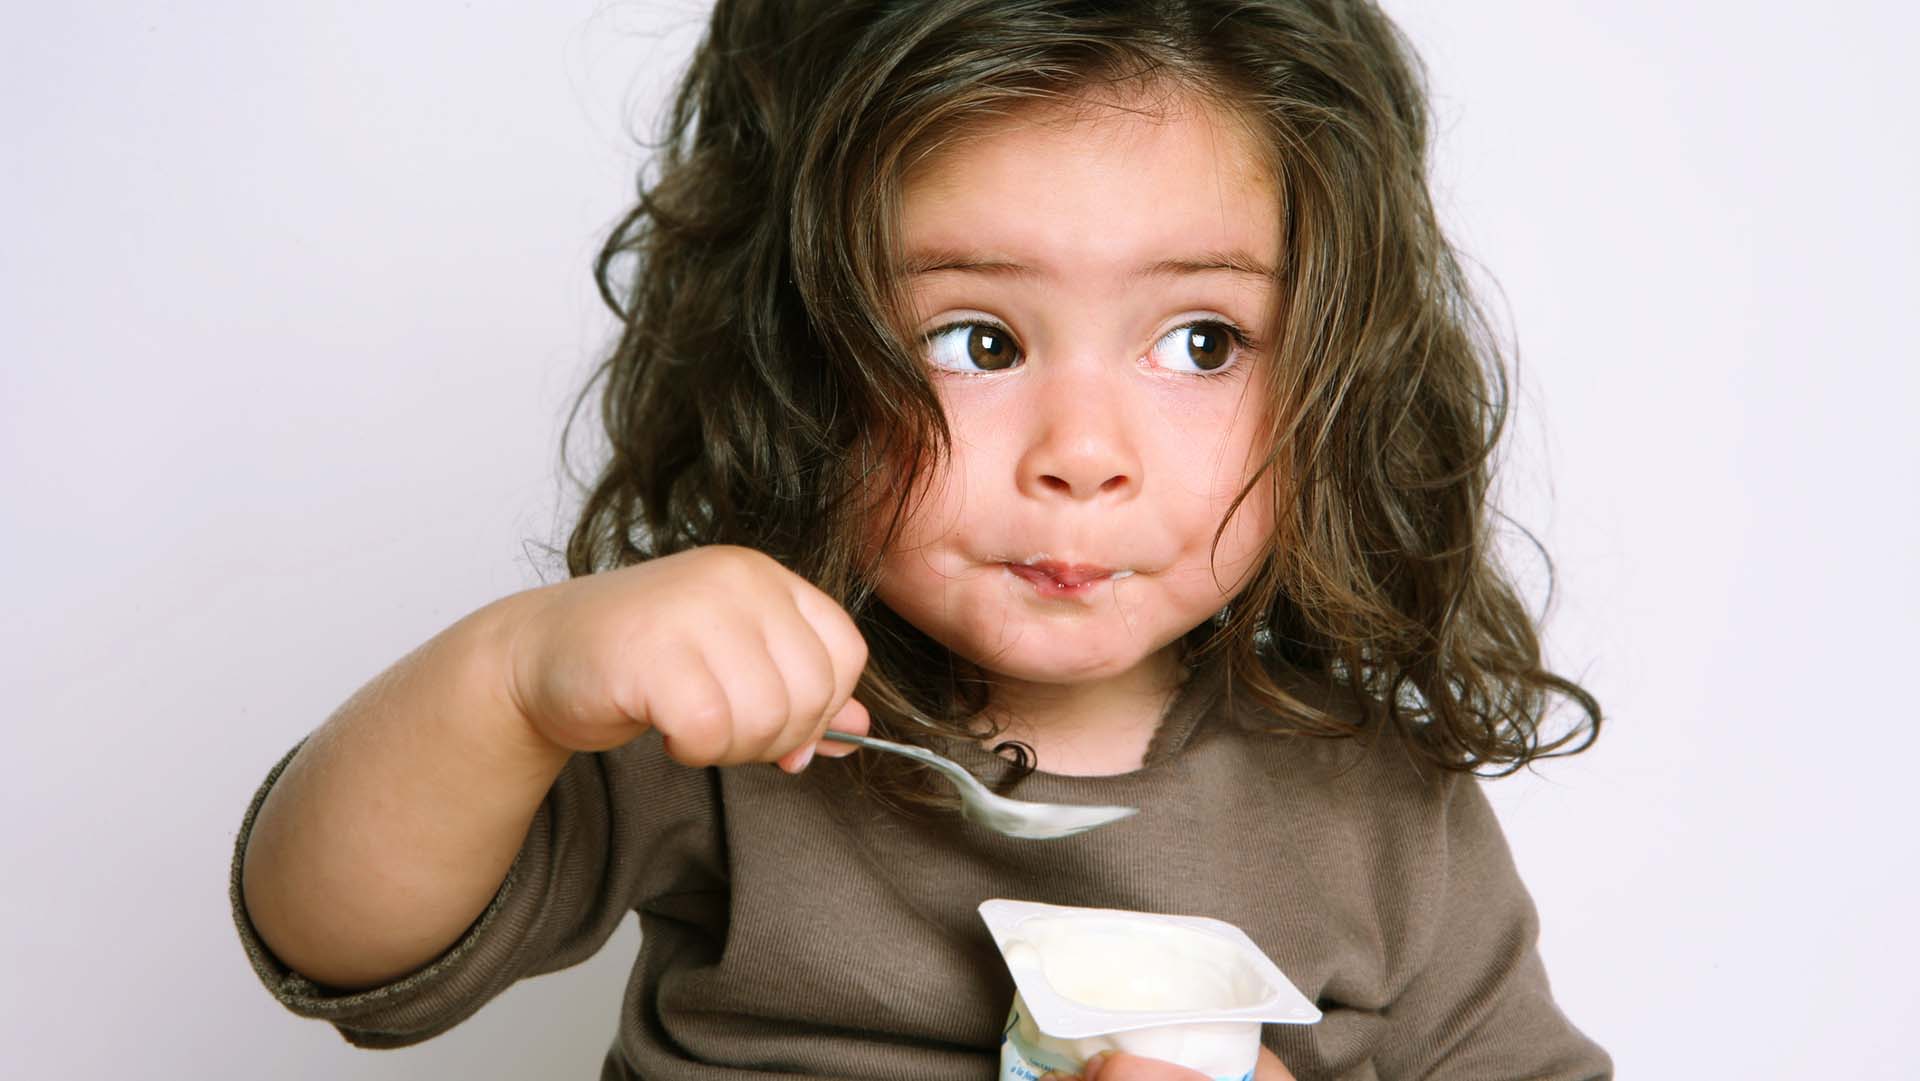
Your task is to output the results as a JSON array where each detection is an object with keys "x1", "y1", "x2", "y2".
[{"x1": 979, "y1": 899, "x2": 1320, "y2": 1081}]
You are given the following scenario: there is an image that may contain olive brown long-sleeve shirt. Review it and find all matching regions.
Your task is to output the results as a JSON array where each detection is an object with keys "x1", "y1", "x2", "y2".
[{"x1": 230, "y1": 667, "x2": 1609, "y2": 1080}]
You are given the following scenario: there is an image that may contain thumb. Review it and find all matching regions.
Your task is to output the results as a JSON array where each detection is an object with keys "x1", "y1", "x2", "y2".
[
  {"x1": 811, "y1": 696, "x2": 870, "y2": 759},
  {"x1": 1080, "y1": 1052, "x2": 1211, "y2": 1081},
  {"x1": 1254, "y1": 1046, "x2": 1297, "y2": 1081}
]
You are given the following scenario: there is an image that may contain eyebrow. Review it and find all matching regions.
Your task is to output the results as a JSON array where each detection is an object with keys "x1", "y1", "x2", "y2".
[{"x1": 903, "y1": 249, "x2": 1276, "y2": 282}]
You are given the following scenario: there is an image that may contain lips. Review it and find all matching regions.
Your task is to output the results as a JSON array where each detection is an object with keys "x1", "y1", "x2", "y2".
[
  {"x1": 1005, "y1": 559, "x2": 1136, "y2": 597},
  {"x1": 1018, "y1": 561, "x2": 1118, "y2": 586}
]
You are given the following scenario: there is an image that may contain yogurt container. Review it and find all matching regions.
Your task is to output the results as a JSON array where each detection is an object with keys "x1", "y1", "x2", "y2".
[{"x1": 979, "y1": 899, "x2": 1319, "y2": 1081}]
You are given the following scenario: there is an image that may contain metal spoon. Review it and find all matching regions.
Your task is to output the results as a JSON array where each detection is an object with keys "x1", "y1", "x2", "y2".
[{"x1": 820, "y1": 730, "x2": 1138, "y2": 840}]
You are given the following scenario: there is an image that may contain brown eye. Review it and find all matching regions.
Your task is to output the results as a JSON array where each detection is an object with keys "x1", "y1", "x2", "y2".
[
  {"x1": 1149, "y1": 320, "x2": 1241, "y2": 373},
  {"x1": 968, "y1": 326, "x2": 1015, "y2": 369},
  {"x1": 926, "y1": 322, "x2": 1023, "y2": 372},
  {"x1": 1187, "y1": 324, "x2": 1227, "y2": 369}
]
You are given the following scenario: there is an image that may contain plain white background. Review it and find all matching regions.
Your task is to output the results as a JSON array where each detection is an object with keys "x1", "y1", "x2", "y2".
[{"x1": 4, "y1": 2, "x2": 1915, "y2": 1077}]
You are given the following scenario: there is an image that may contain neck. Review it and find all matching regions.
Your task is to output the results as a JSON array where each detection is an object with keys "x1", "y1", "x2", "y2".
[{"x1": 981, "y1": 648, "x2": 1187, "y2": 776}]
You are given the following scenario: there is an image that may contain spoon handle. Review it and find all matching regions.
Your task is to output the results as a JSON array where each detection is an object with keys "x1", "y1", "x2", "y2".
[
  {"x1": 818, "y1": 730, "x2": 985, "y2": 792},
  {"x1": 817, "y1": 729, "x2": 1137, "y2": 840}
]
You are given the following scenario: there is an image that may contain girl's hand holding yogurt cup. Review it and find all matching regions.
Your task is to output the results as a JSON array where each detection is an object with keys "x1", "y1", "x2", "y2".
[
  {"x1": 1044, "y1": 1047, "x2": 1296, "y2": 1081},
  {"x1": 500, "y1": 545, "x2": 870, "y2": 771}
]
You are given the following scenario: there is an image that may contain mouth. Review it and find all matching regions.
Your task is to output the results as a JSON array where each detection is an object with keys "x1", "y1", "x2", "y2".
[{"x1": 1004, "y1": 559, "x2": 1136, "y2": 598}]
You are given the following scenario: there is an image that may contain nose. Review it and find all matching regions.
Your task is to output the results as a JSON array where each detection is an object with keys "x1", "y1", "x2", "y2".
[{"x1": 1015, "y1": 366, "x2": 1141, "y2": 502}]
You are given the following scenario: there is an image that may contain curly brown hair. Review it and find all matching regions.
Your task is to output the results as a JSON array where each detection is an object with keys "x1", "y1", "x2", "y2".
[{"x1": 565, "y1": 0, "x2": 1600, "y2": 805}]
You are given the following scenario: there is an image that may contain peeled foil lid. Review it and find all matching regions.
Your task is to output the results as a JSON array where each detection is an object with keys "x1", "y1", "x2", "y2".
[{"x1": 979, "y1": 898, "x2": 1321, "y2": 1039}]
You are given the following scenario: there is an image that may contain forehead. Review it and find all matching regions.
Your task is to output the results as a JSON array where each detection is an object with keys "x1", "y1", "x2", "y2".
[{"x1": 899, "y1": 90, "x2": 1281, "y2": 278}]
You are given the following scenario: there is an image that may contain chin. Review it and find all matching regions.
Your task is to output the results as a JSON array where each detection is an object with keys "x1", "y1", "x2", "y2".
[{"x1": 959, "y1": 627, "x2": 1176, "y2": 685}]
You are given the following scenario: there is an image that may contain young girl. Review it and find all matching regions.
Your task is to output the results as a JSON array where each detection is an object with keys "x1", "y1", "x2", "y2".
[{"x1": 231, "y1": 2, "x2": 1607, "y2": 1078}]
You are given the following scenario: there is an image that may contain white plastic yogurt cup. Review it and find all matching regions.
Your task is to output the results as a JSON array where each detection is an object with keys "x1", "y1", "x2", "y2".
[{"x1": 979, "y1": 899, "x2": 1320, "y2": 1081}]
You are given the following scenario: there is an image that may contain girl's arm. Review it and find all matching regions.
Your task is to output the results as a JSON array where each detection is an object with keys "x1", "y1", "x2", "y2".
[
  {"x1": 239, "y1": 594, "x2": 572, "y2": 990},
  {"x1": 239, "y1": 547, "x2": 869, "y2": 991},
  {"x1": 1376, "y1": 774, "x2": 1611, "y2": 1080}
]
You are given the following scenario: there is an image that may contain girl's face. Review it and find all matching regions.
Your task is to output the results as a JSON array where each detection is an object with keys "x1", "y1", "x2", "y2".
[{"x1": 877, "y1": 89, "x2": 1280, "y2": 698}]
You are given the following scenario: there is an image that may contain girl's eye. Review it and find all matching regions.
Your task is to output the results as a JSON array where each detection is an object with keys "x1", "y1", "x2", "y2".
[
  {"x1": 1148, "y1": 320, "x2": 1245, "y2": 374},
  {"x1": 924, "y1": 322, "x2": 1022, "y2": 373}
]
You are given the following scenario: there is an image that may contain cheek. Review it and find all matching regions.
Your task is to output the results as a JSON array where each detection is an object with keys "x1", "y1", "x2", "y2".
[
  {"x1": 1217, "y1": 481, "x2": 1277, "y2": 573},
  {"x1": 1171, "y1": 394, "x2": 1271, "y2": 509},
  {"x1": 1185, "y1": 415, "x2": 1280, "y2": 587},
  {"x1": 884, "y1": 384, "x2": 1004, "y2": 547},
  {"x1": 856, "y1": 426, "x2": 968, "y2": 562},
  {"x1": 1158, "y1": 481, "x2": 1274, "y2": 616}
]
